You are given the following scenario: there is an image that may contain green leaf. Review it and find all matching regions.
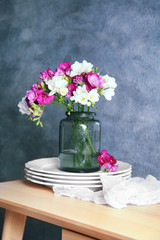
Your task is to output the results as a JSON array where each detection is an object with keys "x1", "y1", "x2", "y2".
[
  {"x1": 32, "y1": 117, "x2": 40, "y2": 121},
  {"x1": 41, "y1": 81, "x2": 45, "y2": 88},
  {"x1": 36, "y1": 120, "x2": 40, "y2": 125},
  {"x1": 40, "y1": 122, "x2": 43, "y2": 127},
  {"x1": 29, "y1": 108, "x2": 34, "y2": 113},
  {"x1": 95, "y1": 67, "x2": 98, "y2": 73}
]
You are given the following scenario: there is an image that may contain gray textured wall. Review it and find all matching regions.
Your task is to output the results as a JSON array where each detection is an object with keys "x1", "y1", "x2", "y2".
[{"x1": 0, "y1": 0, "x2": 160, "y2": 239}]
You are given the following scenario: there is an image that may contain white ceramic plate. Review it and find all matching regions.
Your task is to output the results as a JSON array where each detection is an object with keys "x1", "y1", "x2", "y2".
[
  {"x1": 25, "y1": 157, "x2": 132, "y2": 176},
  {"x1": 24, "y1": 167, "x2": 101, "y2": 180},
  {"x1": 24, "y1": 168, "x2": 132, "y2": 183},
  {"x1": 24, "y1": 175, "x2": 103, "y2": 191},
  {"x1": 25, "y1": 172, "x2": 102, "y2": 185},
  {"x1": 24, "y1": 167, "x2": 132, "y2": 180}
]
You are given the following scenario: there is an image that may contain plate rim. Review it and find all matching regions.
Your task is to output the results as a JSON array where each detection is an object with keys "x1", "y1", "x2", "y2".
[
  {"x1": 25, "y1": 157, "x2": 132, "y2": 176},
  {"x1": 25, "y1": 172, "x2": 102, "y2": 184},
  {"x1": 25, "y1": 175, "x2": 103, "y2": 189},
  {"x1": 25, "y1": 168, "x2": 132, "y2": 181}
]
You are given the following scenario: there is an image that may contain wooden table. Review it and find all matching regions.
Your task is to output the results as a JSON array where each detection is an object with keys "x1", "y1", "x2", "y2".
[{"x1": 0, "y1": 180, "x2": 160, "y2": 240}]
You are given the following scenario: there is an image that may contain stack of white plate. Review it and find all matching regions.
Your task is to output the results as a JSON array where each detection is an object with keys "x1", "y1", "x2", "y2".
[{"x1": 25, "y1": 157, "x2": 132, "y2": 191}]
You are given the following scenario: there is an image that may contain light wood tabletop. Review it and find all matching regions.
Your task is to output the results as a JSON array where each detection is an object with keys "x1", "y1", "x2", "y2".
[{"x1": 0, "y1": 180, "x2": 160, "y2": 240}]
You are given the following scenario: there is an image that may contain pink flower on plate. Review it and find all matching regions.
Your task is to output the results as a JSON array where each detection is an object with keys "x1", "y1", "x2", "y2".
[
  {"x1": 108, "y1": 164, "x2": 119, "y2": 172},
  {"x1": 103, "y1": 162, "x2": 112, "y2": 170},
  {"x1": 87, "y1": 73, "x2": 104, "y2": 88},
  {"x1": 109, "y1": 155, "x2": 117, "y2": 165},
  {"x1": 103, "y1": 162, "x2": 118, "y2": 172},
  {"x1": 97, "y1": 149, "x2": 112, "y2": 167},
  {"x1": 97, "y1": 149, "x2": 118, "y2": 172}
]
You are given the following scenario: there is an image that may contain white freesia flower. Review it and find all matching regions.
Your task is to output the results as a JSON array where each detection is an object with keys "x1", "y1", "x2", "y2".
[
  {"x1": 70, "y1": 60, "x2": 93, "y2": 77},
  {"x1": 18, "y1": 97, "x2": 30, "y2": 115},
  {"x1": 82, "y1": 60, "x2": 93, "y2": 73},
  {"x1": 101, "y1": 88, "x2": 115, "y2": 101},
  {"x1": 60, "y1": 87, "x2": 68, "y2": 96},
  {"x1": 71, "y1": 85, "x2": 99, "y2": 105},
  {"x1": 102, "y1": 74, "x2": 117, "y2": 89},
  {"x1": 71, "y1": 85, "x2": 88, "y2": 105},
  {"x1": 88, "y1": 89, "x2": 99, "y2": 102},
  {"x1": 47, "y1": 76, "x2": 68, "y2": 96},
  {"x1": 78, "y1": 92, "x2": 88, "y2": 105}
]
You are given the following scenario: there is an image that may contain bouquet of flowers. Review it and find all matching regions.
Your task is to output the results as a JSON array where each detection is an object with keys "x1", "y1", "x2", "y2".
[
  {"x1": 18, "y1": 60, "x2": 118, "y2": 172},
  {"x1": 18, "y1": 60, "x2": 117, "y2": 126}
]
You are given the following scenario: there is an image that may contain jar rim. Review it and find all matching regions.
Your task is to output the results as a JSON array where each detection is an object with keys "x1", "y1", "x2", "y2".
[{"x1": 66, "y1": 111, "x2": 96, "y2": 118}]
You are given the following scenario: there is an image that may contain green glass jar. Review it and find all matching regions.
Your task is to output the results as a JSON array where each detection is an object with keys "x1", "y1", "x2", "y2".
[{"x1": 59, "y1": 112, "x2": 101, "y2": 173}]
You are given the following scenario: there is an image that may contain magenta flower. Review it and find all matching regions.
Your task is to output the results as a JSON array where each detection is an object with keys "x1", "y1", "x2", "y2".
[
  {"x1": 73, "y1": 74, "x2": 84, "y2": 84},
  {"x1": 59, "y1": 62, "x2": 71, "y2": 72},
  {"x1": 67, "y1": 83, "x2": 77, "y2": 97},
  {"x1": 39, "y1": 68, "x2": 54, "y2": 81},
  {"x1": 31, "y1": 83, "x2": 38, "y2": 91},
  {"x1": 109, "y1": 156, "x2": 117, "y2": 165},
  {"x1": 36, "y1": 90, "x2": 55, "y2": 105},
  {"x1": 26, "y1": 82, "x2": 54, "y2": 105},
  {"x1": 103, "y1": 162, "x2": 118, "y2": 172},
  {"x1": 108, "y1": 164, "x2": 119, "y2": 172},
  {"x1": 54, "y1": 68, "x2": 65, "y2": 76},
  {"x1": 85, "y1": 82, "x2": 94, "y2": 91},
  {"x1": 27, "y1": 83, "x2": 41, "y2": 104},
  {"x1": 27, "y1": 90, "x2": 37, "y2": 104},
  {"x1": 97, "y1": 149, "x2": 118, "y2": 172},
  {"x1": 87, "y1": 73, "x2": 104, "y2": 88},
  {"x1": 103, "y1": 162, "x2": 112, "y2": 170},
  {"x1": 54, "y1": 62, "x2": 71, "y2": 76}
]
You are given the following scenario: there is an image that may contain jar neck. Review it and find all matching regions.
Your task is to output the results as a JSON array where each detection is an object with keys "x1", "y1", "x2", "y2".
[{"x1": 66, "y1": 112, "x2": 96, "y2": 120}]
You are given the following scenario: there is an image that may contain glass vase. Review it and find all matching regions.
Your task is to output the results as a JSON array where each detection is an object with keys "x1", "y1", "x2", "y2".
[{"x1": 59, "y1": 112, "x2": 101, "y2": 173}]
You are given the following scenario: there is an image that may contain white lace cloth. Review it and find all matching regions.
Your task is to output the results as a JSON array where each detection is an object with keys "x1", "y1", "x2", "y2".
[{"x1": 52, "y1": 174, "x2": 160, "y2": 209}]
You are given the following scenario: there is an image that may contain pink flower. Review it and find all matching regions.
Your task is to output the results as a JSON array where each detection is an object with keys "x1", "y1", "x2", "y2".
[
  {"x1": 73, "y1": 72, "x2": 93, "y2": 86},
  {"x1": 73, "y1": 75, "x2": 84, "y2": 84},
  {"x1": 39, "y1": 68, "x2": 54, "y2": 81},
  {"x1": 97, "y1": 149, "x2": 112, "y2": 166},
  {"x1": 85, "y1": 82, "x2": 93, "y2": 91},
  {"x1": 27, "y1": 90, "x2": 37, "y2": 103},
  {"x1": 97, "y1": 149, "x2": 118, "y2": 172},
  {"x1": 109, "y1": 156, "x2": 117, "y2": 165},
  {"x1": 27, "y1": 83, "x2": 41, "y2": 104},
  {"x1": 36, "y1": 90, "x2": 54, "y2": 105},
  {"x1": 59, "y1": 62, "x2": 71, "y2": 72},
  {"x1": 54, "y1": 62, "x2": 71, "y2": 76},
  {"x1": 31, "y1": 83, "x2": 38, "y2": 91},
  {"x1": 72, "y1": 73, "x2": 94, "y2": 91},
  {"x1": 103, "y1": 162, "x2": 112, "y2": 170},
  {"x1": 67, "y1": 83, "x2": 77, "y2": 97},
  {"x1": 54, "y1": 68, "x2": 65, "y2": 76},
  {"x1": 26, "y1": 82, "x2": 54, "y2": 105},
  {"x1": 103, "y1": 162, "x2": 118, "y2": 172},
  {"x1": 87, "y1": 73, "x2": 104, "y2": 88},
  {"x1": 108, "y1": 164, "x2": 119, "y2": 172},
  {"x1": 73, "y1": 75, "x2": 83, "y2": 84}
]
